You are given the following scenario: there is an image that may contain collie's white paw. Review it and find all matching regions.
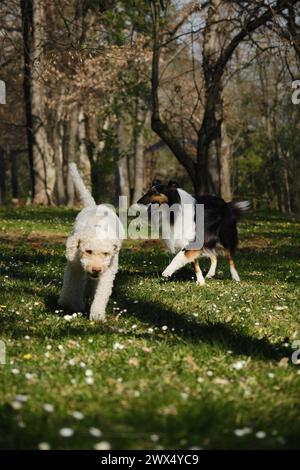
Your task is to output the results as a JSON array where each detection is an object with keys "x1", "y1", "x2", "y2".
[
  {"x1": 90, "y1": 310, "x2": 106, "y2": 322},
  {"x1": 196, "y1": 279, "x2": 206, "y2": 286}
]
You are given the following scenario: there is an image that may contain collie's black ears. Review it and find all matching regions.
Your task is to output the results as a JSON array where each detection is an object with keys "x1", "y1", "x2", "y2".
[
  {"x1": 152, "y1": 179, "x2": 162, "y2": 187},
  {"x1": 168, "y1": 181, "x2": 179, "y2": 189}
]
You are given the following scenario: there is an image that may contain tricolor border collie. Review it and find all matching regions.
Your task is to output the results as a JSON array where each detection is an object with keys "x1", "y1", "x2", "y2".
[{"x1": 137, "y1": 181, "x2": 249, "y2": 286}]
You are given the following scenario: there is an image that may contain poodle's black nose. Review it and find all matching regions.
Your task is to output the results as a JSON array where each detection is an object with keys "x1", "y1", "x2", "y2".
[{"x1": 92, "y1": 268, "x2": 101, "y2": 275}]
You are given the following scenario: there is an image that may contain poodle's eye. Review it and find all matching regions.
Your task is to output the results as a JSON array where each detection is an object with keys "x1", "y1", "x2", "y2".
[
  {"x1": 103, "y1": 252, "x2": 109, "y2": 256},
  {"x1": 85, "y1": 249, "x2": 93, "y2": 254}
]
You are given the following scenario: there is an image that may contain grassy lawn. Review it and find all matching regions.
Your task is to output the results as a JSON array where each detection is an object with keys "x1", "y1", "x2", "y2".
[{"x1": 0, "y1": 207, "x2": 300, "y2": 450}]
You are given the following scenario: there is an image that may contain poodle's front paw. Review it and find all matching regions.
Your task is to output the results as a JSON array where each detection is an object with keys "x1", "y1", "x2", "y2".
[
  {"x1": 90, "y1": 309, "x2": 106, "y2": 322},
  {"x1": 162, "y1": 266, "x2": 173, "y2": 278}
]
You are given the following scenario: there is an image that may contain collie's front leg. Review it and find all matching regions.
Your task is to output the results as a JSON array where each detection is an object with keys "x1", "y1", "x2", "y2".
[
  {"x1": 162, "y1": 249, "x2": 204, "y2": 284},
  {"x1": 193, "y1": 259, "x2": 205, "y2": 286},
  {"x1": 206, "y1": 253, "x2": 217, "y2": 279}
]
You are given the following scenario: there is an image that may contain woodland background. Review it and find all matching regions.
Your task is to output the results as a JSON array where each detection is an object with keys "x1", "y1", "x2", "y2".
[{"x1": 0, "y1": 0, "x2": 300, "y2": 211}]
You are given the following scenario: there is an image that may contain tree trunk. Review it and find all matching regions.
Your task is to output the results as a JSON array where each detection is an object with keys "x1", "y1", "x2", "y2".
[
  {"x1": 53, "y1": 119, "x2": 66, "y2": 205},
  {"x1": 66, "y1": 107, "x2": 78, "y2": 207},
  {"x1": 196, "y1": 0, "x2": 224, "y2": 196},
  {"x1": 53, "y1": 89, "x2": 66, "y2": 205},
  {"x1": 220, "y1": 122, "x2": 232, "y2": 201},
  {"x1": 78, "y1": 106, "x2": 92, "y2": 192},
  {"x1": 117, "y1": 120, "x2": 131, "y2": 201},
  {"x1": 31, "y1": 0, "x2": 55, "y2": 204},
  {"x1": 0, "y1": 147, "x2": 6, "y2": 205},
  {"x1": 132, "y1": 103, "x2": 149, "y2": 203},
  {"x1": 117, "y1": 157, "x2": 130, "y2": 200},
  {"x1": 21, "y1": 0, "x2": 55, "y2": 205},
  {"x1": 11, "y1": 150, "x2": 19, "y2": 200},
  {"x1": 20, "y1": 0, "x2": 35, "y2": 198}
]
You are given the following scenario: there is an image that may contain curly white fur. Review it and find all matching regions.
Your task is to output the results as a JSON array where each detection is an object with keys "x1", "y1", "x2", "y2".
[{"x1": 58, "y1": 164, "x2": 124, "y2": 321}]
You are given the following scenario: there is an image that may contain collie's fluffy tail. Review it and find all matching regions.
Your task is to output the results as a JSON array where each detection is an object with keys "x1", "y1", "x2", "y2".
[
  {"x1": 69, "y1": 163, "x2": 96, "y2": 207},
  {"x1": 228, "y1": 200, "x2": 250, "y2": 221}
]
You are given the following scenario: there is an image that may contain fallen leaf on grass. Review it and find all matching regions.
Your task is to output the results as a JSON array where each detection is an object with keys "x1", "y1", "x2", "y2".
[
  {"x1": 212, "y1": 378, "x2": 230, "y2": 386},
  {"x1": 278, "y1": 357, "x2": 289, "y2": 368},
  {"x1": 141, "y1": 347, "x2": 153, "y2": 353},
  {"x1": 128, "y1": 358, "x2": 140, "y2": 367},
  {"x1": 184, "y1": 355, "x2": 200, "y2": 372}
]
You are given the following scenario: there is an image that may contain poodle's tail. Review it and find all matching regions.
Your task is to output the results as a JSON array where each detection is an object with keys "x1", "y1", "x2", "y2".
[{"x1": 69, "y1": 163, "x2": 96, "y2": 207}]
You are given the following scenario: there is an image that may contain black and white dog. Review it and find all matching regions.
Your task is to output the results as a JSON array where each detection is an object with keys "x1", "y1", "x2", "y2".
[{"x1": 137, "y1": 181, "x2": 249, "y2": 286}]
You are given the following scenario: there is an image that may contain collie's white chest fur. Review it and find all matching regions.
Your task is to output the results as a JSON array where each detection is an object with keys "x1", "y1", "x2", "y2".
[{"x1": 161, "y1": 188, "x2": 196, "y2": 253}]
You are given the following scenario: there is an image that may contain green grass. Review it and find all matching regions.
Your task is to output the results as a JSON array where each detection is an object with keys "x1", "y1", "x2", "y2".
[{"x1": 0, "y1": 207, "x2": 300, "y2": 450}]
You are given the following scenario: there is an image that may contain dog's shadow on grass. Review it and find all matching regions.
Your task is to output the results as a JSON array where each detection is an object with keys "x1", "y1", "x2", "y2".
[
  {"x1": 113, "y1": 284, "x2": 292, "y2": 363},
  {"x1": 41, "y1": 271, "x2": 291, "y2": 363},
  {"x1": 40, "y1": 289, "x2": 291, "y2": 364}
]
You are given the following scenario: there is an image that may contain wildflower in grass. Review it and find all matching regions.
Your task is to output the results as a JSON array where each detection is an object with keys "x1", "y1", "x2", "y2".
[
  {"x1": 234, "y1": 427, "x2": 252, "y2": 437},
  {"x1": 150, "y1": 434, "x2": 159, "y2": 442},
  {"x1": 86, "y1": 377, "x2": 94, "y2": 385},
  {"x1": 256, "y1": 431, "x2": 266, "y2": 439},
  {"x1": 89, "y1": 427, "x2": 102, "y2": 438},
  {"x1": 11, "y1": 401, "x2": 22, "y2": 410},
  {"x1": 43, "y1": 404, "x2": 54, "y2": 413},
  {"x1": 94, "y1": 441, "x2": 111, "y2": 450},
  {"x1": 85, "y1": 369, "x2": 93, "y2": 377},
  {"x1": 59, "y1": 428, "x2": 74, "y2": 437},
  {"x1": 72, "y1": 411, "x2": 84, "y2": 420},
  {"x1": 11, "y1": 368, "x2": 20, "y2": 375},
  {"x1": 15, "y1": 394, "x2": 28, "y2": 403},
  {"x1": 25, "y1": 373, "x2": 35, "y2": 380},
  {"x1": 232, "y1": 360, "x2": 246, "y2": 370},
  {"x1": 162, "y1": 325, "x2": 168, "y2": 331},
  {"x1": 113, "y1": 342, "x2": 125, "y2": 350},
  {"x1": 38, "y1": 442, "x2": 51, "y2": 450}
]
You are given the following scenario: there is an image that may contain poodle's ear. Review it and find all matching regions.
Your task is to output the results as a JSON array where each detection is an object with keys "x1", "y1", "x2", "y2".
[{"x1": 66, "y1": 235, "x2": 80, "y2": 262}]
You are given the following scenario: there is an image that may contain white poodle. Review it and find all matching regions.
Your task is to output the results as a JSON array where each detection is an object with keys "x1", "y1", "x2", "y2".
[{"x1": 58, "y1": 164, "x2": 124, "y2": 321}]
